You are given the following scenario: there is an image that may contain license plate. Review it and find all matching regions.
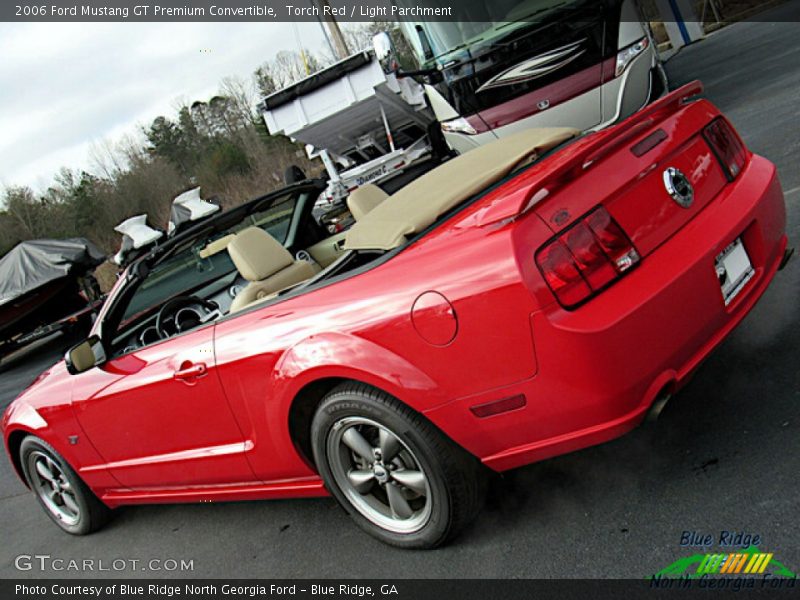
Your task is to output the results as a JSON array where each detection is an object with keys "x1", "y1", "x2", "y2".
[{"x1": 715, "y1": 238, "x2": 754, "y2": 305}]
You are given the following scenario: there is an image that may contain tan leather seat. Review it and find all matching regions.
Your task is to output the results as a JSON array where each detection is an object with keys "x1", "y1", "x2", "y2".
[
  {"x1": 227, "y1": 227, "x2": 316, "y2": 313},
  {"x1": 347, "y1": 184, "x2": 388, "y2": 221}
]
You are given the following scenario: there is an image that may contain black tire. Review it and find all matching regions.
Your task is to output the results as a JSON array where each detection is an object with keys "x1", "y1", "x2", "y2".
[
  {"x1": 19, "y1": 436, "x2": 111, "y2": 535},
  {"x1": 311, "y1": 382, "x2": 486, "y2": 548}
]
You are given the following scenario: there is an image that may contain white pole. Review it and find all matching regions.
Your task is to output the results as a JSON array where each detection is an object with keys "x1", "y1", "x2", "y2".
[{"x1": 378, "y1": 103, "x2": 395, "y2": 153}]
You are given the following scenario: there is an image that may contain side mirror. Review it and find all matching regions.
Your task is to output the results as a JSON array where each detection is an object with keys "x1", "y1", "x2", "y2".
[
  {"x1": 65, "y1": 335, "x2": 105, "y2": 375},
  {"x1": 372, "y1": 32, "x2": 399, "y2": 74}
]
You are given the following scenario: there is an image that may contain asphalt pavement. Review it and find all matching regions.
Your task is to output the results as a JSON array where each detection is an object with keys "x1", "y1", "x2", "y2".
[{"x1": 1, "y1": 7, "x2": 798, "y2": 579}]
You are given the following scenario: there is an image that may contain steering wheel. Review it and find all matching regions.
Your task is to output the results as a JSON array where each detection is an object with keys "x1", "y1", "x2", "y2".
[{"x1": 155, "y1": 295, "x2": 218, "y2": 339}]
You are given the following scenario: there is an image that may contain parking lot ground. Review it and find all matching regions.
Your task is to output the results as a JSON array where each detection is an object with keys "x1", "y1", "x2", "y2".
[{"x1": 1, "y1": 7, "x2": 799, "y2": 579}]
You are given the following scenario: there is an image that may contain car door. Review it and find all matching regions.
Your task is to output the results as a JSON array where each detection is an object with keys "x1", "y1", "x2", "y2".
[{"x1": 72, "y1": 324, "x2": 255, "y2": 490}]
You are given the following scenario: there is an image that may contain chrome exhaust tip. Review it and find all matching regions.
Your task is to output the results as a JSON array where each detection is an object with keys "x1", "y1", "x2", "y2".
[{"x1": 645, "y1": 393, "x2": 672, "y2": 424}]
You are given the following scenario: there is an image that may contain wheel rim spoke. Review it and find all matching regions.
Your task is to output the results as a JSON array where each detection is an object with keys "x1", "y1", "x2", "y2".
[
  {"x1": 35, "y1": 459, "x2": 57, "y2": 483},
  {"x1": 379, "y1": 428, "x2": 402, "y2": 463},
  {"x1": 342, "y1": 428, "x2": 375, "y2": 462},
  {"x1": 386, "y1": 483, "x2": 413, "y2": 519},
  {"x1": 390, "y1": 469, "x2": 427, "y2": 495},
  {"x1": 47, "y1": 456, "x2": 62, "y2": 478},
  {"x1": 61, "y1": 492, "x2": 80, "y2": 515},
  {"x1": 346, "y1": 469, "x2": 375, "y2": 494}
]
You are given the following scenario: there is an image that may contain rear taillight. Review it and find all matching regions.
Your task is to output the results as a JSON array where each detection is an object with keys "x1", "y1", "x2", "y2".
[
  {"x1": 535, "y1": 206, "x2": 640, "y2": 309},
  {"x1": 703, "y1": 118, "x2": 747, "y2": 180}
]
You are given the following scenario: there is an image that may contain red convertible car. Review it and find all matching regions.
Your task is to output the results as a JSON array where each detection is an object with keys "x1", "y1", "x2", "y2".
[{"x1": 2, "y1": 82, "x2": 790, "y2": 548}]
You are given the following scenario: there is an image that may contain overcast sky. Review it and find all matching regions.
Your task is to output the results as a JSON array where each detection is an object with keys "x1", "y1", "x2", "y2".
[{"x1": 0, "y1": 22, "x2": 332, "y2": 191}]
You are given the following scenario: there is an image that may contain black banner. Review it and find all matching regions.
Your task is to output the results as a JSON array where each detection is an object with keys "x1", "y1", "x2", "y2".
[
  {"x1": 4, "y1": 579, "x2": 800, "y2": 600},
  {"x1": 3, "y1": 0, "x2": 800, "y2": 23}
]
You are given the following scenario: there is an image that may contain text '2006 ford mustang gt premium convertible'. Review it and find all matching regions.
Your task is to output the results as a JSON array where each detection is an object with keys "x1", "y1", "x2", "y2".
[{"x1": 2, "y1": 81, "x2": 791, "y2": 548}]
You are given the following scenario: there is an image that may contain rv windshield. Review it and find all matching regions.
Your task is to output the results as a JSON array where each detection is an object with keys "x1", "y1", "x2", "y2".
[
  {"x1": 398, "y1": 0, "x2": 572, "y2": 62},
  {"x1": 396, "y1": 0, "x2": 609, "y2": 117}
]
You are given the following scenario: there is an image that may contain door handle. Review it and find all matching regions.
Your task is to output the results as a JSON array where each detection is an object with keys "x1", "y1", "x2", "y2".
[{"x1": 173, "y1": 362, "x2": 208, "y2": 381}]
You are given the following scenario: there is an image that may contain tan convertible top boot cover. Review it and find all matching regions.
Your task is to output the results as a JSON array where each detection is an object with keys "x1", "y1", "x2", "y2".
[{"x1": 344, "y1": 127, "x2": 578, "y2": 252}]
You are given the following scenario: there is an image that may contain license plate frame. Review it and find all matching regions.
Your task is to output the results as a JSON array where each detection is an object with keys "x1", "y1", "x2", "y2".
[{"x1": 715, "y1": 237, "x2": 754, "y2": 306}]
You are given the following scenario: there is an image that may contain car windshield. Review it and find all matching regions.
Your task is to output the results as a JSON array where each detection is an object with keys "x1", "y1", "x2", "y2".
[
  {"x1": 398, "y1": 0, "x2": 574, "y2": 62},
  {"x1": 121, "y1": 192, "x2": 298, "y2": 322}
]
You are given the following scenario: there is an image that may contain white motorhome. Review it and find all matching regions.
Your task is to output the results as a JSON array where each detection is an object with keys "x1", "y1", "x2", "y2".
[{"x1": 378, "y1": 0, "x2": 666, "y2": 154}]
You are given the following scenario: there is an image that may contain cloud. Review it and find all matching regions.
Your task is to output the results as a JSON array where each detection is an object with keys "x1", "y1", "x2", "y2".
[{"x1": 0, "y1": 22, "x2": 330, "y2": 190}]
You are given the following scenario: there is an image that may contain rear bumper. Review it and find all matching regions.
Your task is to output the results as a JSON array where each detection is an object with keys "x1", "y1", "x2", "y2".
[{"x1": 425, "y1": 155, "x2": 787, "y2": 471}]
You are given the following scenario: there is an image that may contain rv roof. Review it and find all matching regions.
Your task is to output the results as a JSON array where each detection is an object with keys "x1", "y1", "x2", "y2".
[{"x1": 344, "y1": 127, "x2": 579, "y2": 251}]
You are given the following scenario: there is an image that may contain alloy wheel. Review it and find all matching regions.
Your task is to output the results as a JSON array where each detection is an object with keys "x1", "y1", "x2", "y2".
[
  {"x1": 27, "y1": 450, "x2": 81, "y2": 526},
  {"x1": 326, "y1": 416, "x2": 432, "y2": 534}
]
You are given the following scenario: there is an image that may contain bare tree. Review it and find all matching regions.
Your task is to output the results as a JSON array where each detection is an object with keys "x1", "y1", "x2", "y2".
[
  {"x1": 2, "y1": 42, "x2": 333, "y2": 260},
  {"x1": 220, "y1": 76, "x2": 257, "y2": 124},
  {"x1": 254, "y1": 48, "x2": 330, "y2": 97},
  {"x1": 89, "y1": 137, "x2": 126, "y2": 179},
  {"x1": 3, "y1": 186, "x2": 47, "y2": 239}
]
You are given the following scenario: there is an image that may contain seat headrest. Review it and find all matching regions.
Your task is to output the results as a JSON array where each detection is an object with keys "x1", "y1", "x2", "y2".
[
  {"x1": 227, "y1": 227, "x2": 293, "y2": 282},
  {"x1": 347, "y1": 184, "x2": 388, "y2": 221}
]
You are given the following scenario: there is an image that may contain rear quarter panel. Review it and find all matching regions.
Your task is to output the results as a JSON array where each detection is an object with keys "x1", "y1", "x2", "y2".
[{"x1": 212, "y1": 198, "x2": 543, "y2": 481}]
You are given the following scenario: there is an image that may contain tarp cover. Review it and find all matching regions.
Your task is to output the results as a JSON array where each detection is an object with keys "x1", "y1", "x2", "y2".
[
  {"x1": 0, "y1": 238, "x2": 105, "y2": 307},
  {"x1": 168, "y1": 187, "x2": 219, "y2": 234}
]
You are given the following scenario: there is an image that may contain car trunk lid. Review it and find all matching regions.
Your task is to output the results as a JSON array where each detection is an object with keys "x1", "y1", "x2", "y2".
[{"x1": 531, "y1": 84, "x2": 731, "y2": 258}]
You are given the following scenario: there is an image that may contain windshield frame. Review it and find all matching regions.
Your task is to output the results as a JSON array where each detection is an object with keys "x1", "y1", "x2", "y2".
[
  {"x1": 120, "y1": 191, "x2": 302, "y2": 324},
  {"x1": 93, "y1": 180, "x2": 325, "y2": 353}
]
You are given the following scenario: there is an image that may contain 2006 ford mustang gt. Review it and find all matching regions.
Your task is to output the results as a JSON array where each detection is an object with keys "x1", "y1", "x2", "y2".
[{"x1": 2, "y1": 82, "x2": 790, "y2": 548}]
